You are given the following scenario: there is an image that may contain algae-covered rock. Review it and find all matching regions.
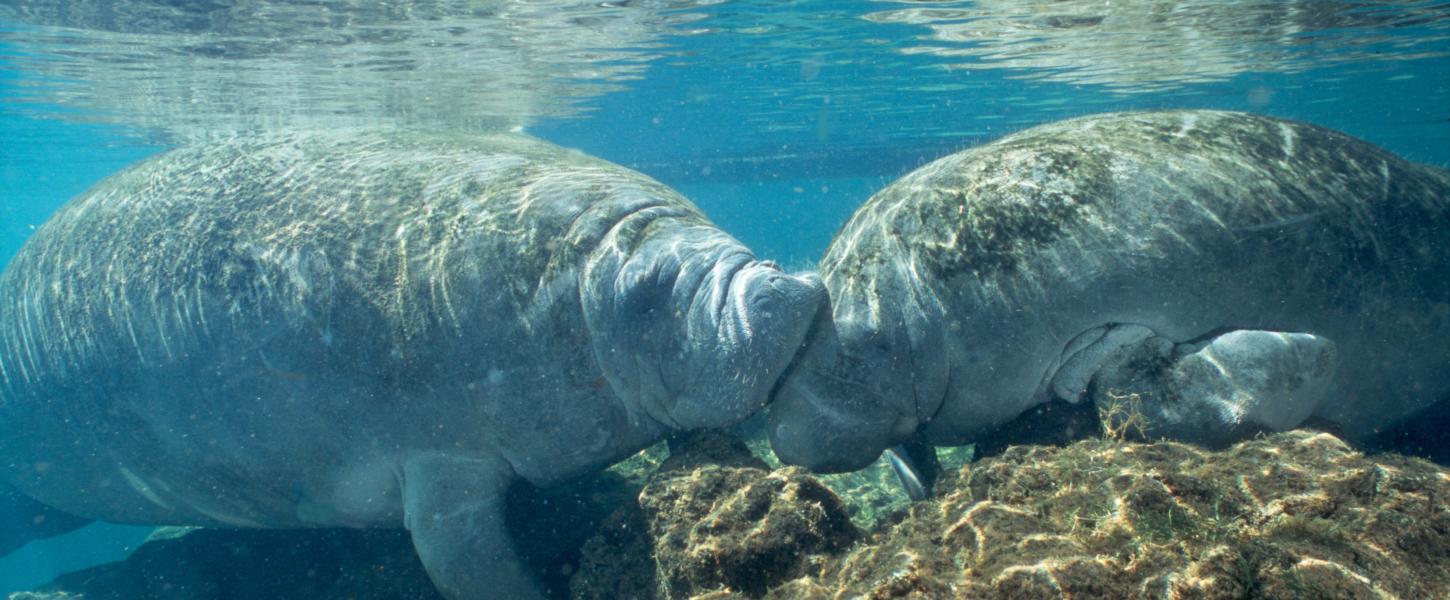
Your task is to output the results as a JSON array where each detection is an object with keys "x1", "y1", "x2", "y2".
[
  {"x1": 572, "y1": 430, "x2": 859, "y2": 599},
  {"x1": 568, "y1": 502, "x2": 657, "y2": 600},
  {"x1": 645, "y1": 432, "x2": 858, "y2": 599},
  {"x1": 777, "y1": 430, "x2": 1450, "y2": 598},
  {"x1": 575, "y1": 429, "x2": 1449, "y2": 600},
  {"x1": 642, "y1": 464, "x2": 858, "y2": 598},
  {"x1": 744, "y1": 430, "x2": 974, "y2": 531}
]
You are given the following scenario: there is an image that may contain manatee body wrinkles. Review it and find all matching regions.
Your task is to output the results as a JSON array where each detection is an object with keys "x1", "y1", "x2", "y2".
[
  {"x1": 770, "y1": 110, "x2": 1450, "y2": 474},
  {"x1": 0, "y1": 131, "x2": 824, "y2": 599}
]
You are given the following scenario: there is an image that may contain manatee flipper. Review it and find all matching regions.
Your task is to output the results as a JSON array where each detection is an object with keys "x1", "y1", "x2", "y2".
[
  {"x1": 0, "y1": 481, "x2": 91, "y2": 556},
  {"x1": 1083, "y1": 327, "x2": 1337, "y2": 445},
  {"x1": 403, "y1": 454, "x2": 541, "y2": 600},
  {"x1": 1162, "y1": 330, "x2": 1337, "y2": 433}
]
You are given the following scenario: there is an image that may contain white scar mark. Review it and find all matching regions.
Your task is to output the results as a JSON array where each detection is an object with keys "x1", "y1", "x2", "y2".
[
  {"x1": 731, "y1": 271, "x2": 755, "y2": 340},
  {"x1": 120, "y1": 465, "x2": 174, "y2": 511},
  {"x1": 192, "y1": 502, "x2": 267, "y2": 528},
  {"x1": 124, "y1": 312, "x2": 147, "y2": 367},
  {"x1": 1236, "y1": 210, "x2": 1325, "y2": 232},
  {"x1": 1279, "y1": 123, "x2": 1296, "y2": 158},
  {"x1": 1379, "y1": 160, "x2": 1391, "y2": 199},
  {"x1": 1176, "y1": 113, "x2": 1198, "y2": 137}
]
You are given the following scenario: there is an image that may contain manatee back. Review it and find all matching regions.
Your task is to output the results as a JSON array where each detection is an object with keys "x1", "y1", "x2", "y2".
[
  {"x1": 0, "y1": 131, "x2": 717, "y2": 522},
  {"x1": 2, "y1": 130, "x2": 709, "y2": 382},
  {"x1": 824, "y1": 110, "x2": 1450, "y2": 439}
]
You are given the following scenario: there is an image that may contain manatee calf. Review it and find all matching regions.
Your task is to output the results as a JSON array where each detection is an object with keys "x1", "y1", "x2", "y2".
[
  {"x1": 0, "y1": 131, "x2": 824, "y2": 599},
  {"x1": 769, "y1": 110, "x2": 1449, "y2": 475}
]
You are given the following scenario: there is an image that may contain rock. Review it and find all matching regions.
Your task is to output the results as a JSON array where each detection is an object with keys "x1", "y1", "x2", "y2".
[
  {"x1": 567, "y1": 503, "x2": 656, "y2": 600},
  {"x1": 660, "y1": 431, "x2": 772, "y2": 475},
  {"x1": 774, "y1": 430, "x2": 1450, "y2": 598},
  {"x1": 571, "y1": 431, "x2": 858, "y2": 599},
  {"x1": 641, "y1": 464, "x2": 857, "y2": 599}
]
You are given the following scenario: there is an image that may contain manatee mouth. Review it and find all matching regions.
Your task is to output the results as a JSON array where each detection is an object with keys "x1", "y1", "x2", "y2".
[
  {"x1": 664, "y1": 260, "x2": 825, "y2": 431},
  {"x1": 768, "y1": 352, "x2": 912, "y2": 473}
]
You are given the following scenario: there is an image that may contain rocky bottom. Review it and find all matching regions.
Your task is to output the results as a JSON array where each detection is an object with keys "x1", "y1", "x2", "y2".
[{"x1": 13, "y1": 430, "x2": 1450, "y2": 600}]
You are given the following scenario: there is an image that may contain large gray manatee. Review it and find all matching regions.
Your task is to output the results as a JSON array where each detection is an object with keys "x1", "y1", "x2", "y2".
[
  {"x1": 0, "y1": 131, "x2": 824, "y2": 599},
  {"x1": 770, "y1": 110, "x2": 1449, "y2": 473}
]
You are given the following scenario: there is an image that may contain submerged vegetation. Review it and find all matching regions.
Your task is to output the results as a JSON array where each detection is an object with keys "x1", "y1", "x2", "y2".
[{"x1": 1097, "y1": 389, "x2": 1152, "y2": 442}]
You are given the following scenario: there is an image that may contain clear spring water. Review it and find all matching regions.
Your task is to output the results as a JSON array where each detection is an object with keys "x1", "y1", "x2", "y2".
[{"x1": 0, "y1": 0, "x2": 1447, "y2": 595}]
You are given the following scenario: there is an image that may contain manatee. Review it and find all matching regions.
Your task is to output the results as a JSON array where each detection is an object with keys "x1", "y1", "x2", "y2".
[
  {"x1": 0, "y1": 131, "x2": 824, "y2": 599},
  {"x1": 769, "y1": 110, "x2": 1450, "y2": 475}
]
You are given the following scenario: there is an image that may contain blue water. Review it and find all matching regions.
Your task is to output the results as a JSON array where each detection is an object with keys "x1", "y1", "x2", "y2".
[{"x1": 1, "y1": 0, "x2": 1448, "y2": 595}]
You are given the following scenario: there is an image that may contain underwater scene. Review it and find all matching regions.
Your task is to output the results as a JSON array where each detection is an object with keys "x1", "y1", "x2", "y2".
[{"x1": 1, "y1": 1, "x2": 1448, "y2": 598}]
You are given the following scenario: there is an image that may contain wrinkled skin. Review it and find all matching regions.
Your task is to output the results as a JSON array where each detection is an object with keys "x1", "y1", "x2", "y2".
[
  {"x1": 0, "y1": 131, "x2": 824, "y2": 599},
  {"x1": 772, "y1": 110, "x2": 1450, "y2": 473}
]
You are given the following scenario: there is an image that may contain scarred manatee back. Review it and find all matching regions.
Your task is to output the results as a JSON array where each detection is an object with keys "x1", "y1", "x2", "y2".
[
  {"x1": 0, "y1": 130, "x2": 816, "y2": 526},
  {"x1": 777, "y1": 110, "x2": 1449, "y2": 468}
]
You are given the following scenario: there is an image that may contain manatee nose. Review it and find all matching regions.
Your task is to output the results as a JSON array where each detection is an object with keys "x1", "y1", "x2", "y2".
[
  {"x1": 750, "y1": 286, "x2": 776, "y2": 316},
  {"x1": 770, "y1": 378, "x2": 892, "y2": 472},
  {"x1": 756, "y1": 272, "x2": 823, "y2": 310},
  {"x1": 749, "y1": 273, "x2": 789, "y2": 309},
  {"x1": 736, "y1": 268, "x2": 825, "y2": 340},
  {"x1": 786, "y1": 272, "x2": 825, "y2": 303}
]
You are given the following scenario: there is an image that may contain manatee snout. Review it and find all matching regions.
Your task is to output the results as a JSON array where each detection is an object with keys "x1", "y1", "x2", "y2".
[
  {"x1": 667, "y1": 263, "x2": 824, "y2": 430},
  {"x1": 767, "y1": 307, "x2": 919, "y2": 473},
  {"x1": 737, "y1": 265, "x2": 824, "y2": 333},
  {"x1": 769, "y1": 375, "x2": 915, "y2": 473}
]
